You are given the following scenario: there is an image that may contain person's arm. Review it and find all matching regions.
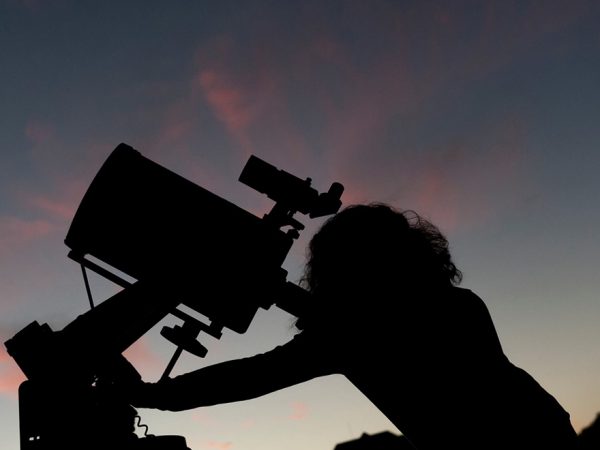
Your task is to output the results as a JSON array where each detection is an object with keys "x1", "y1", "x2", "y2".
[{"x1": 130, "y1": 332, "x2": 336, "y2": 411}]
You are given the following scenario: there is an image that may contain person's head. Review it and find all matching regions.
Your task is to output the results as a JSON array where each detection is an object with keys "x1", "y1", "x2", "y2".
[{"x1": 297, "y1": 203, "x2": 461, "y2": 328}]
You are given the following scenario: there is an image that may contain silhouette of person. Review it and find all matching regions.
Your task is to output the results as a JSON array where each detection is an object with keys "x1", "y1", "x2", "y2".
[{"x1": 131, "y1": 204, "x2": 578, "y2": 449}]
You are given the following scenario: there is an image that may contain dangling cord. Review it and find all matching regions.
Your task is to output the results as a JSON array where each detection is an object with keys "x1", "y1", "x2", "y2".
[
  {"x1": 81, "y1": 264, "x2": 95, "y2": 309},
  {"x1": 135, "y1": 415, "x2": 151, "y2": 437}
]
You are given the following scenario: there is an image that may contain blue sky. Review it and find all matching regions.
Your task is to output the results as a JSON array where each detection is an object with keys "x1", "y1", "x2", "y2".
[{"x1": 1, "y1": 1, "x2": 600, "y2": 449}]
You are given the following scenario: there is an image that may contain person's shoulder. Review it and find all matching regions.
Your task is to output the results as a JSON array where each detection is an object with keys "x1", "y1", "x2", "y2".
[
  {"x1": 250, "y1": 331, "x2": 315, "y2": 365},
  {"x1": 284, "y1": 329, "x2": 330, "y2": 352},
  {"x1": 444, "y1": 286, "x2": 491, "y2": 316},
  {"x1": 452, "y1": 290, "x2": 504, "y2": 343},
  {"x1": 449, "y1": 286, "x2": 477, "y2": 297},
  {"x1": 449, "y1": 286, "x2": 484, "y2": 303}
]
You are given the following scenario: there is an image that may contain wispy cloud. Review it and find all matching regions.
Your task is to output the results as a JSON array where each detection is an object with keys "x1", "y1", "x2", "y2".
[
  {"x1": 196, "y1": 69, "x2": 255, "y2": 150},
  {"x1": 25, "y1": 194, "x2": 76, "y2": 222},
  {"x1": 192, "y1": 35, "x2": 278, "y2": 157},
  {"x1": 0, "y1": 216, "x2": 57, "y2": 250},
  {"x1": 129, "y1": 0, "x2": 581, "y2": 224}
]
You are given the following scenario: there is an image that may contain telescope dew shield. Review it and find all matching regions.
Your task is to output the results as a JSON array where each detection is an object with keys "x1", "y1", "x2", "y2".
[{"x1": 65, "y1": 143, "x2": 293, "y2": 333}]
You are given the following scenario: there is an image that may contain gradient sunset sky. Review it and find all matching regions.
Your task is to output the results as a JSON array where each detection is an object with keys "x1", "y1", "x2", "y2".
[{"x1": 2, "y1": 1, "x2": 600, "y2": 449}]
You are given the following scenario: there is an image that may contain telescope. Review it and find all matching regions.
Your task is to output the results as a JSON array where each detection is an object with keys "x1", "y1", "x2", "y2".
[{"x1": 5, "y1": 143, "x2": 344, "y2": 450}]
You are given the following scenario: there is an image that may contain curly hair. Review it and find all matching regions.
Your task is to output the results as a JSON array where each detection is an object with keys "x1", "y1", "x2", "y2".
[{"x1": 301, "y1": 203, "x2": 462, "y2": 296}]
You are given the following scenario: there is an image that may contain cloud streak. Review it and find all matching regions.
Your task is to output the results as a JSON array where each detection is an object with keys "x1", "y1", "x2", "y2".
[
  {"x1": 0, "y1": 346, "x2": 25, "y2": 400},
  {"x1": 26, "y1": 194, "x2": 76, "y2": 222},
  {"x1": 192, "y1": 34, "x2": 281, "y2": 159},
  {"x1": 0, "y1": 216, "x2": 57, "y2": 250},
  {"x1": 166, "y1": 0, "x2": 557, "y2": 235}
]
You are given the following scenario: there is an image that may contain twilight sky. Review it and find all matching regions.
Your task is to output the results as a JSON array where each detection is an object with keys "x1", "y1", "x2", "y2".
[{"x1": 1, "y1": 1, "x2": 600, "y2": 449}]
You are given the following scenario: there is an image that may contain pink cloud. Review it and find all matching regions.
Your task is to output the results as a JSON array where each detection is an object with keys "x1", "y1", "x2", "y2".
[
  {"x1": 197, "y1": 70, "x2": 254, "y2": 136},
  {"x1": 134, "y1": 1, "x2": 579, "y2": 236},
  {"x1": 314, "y1": 3, "x2": 555, "y2": 181},
  {"x1": 190, "y1": 34, "x2": 318, "y2": 167},
  {"x1": 181, "y1": 27, "x2": 426, "y2": 215},
  {"x1": 0, "y1": 216, "x2": 57, "y2": 249},
  {"x1": 0, "y1": 346, "x2": 26, "y2": 400},
  {"x1": 326, "y1": 112, "x2": 530, "y2": 234},
  {"x1": 148, "y1": 95, "x2": 198, "y2": 157},
  {"x1": 10, "y1": 173, "x2": 89, "y2": 240},
  {"x1": 411, "y1": 169, "x2": 460, "y2": 233},
  {"x1": 23, "y1": 120, "x2": 116, "y2": 193},
  {"x1": 181, "y1": 8, "x2": 457, "y2": 177},
  {"x1": 191, "y1": 410, "x2": 219, "y2": 426},
  {"x1": 192, "y1": 4, "x2": 547, "y2": 236},
  {"x1": 202, "y1": 441, "x2": 233, "y2": 450},
  {"x1": 161, "y1": 115, "x2": 193, "y2": 145},
  {"x1": 25, "y1": 120, "x2": 55, "y2": 146},
  {"x1": 26, "y1": 194, "x2": 76, "y2": 222},
  {"x1": 122, "y1": 337, "x2": 162, "y2": 373},
  {"x1": 289, "y1": 401, "x2": 308, "y2": 420},
  {"x1": 191, "y1": 36, "x2": 256, "y2": 154},
  {"x1": 240, "y1": 418, "x2": 256, "y2": 429},
  {"x1": 0, "y1": 216, "x2": 65, "y2": 318},
  {"x1": 404, "y1": 118, "x2": 529, "y2": 233}
]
